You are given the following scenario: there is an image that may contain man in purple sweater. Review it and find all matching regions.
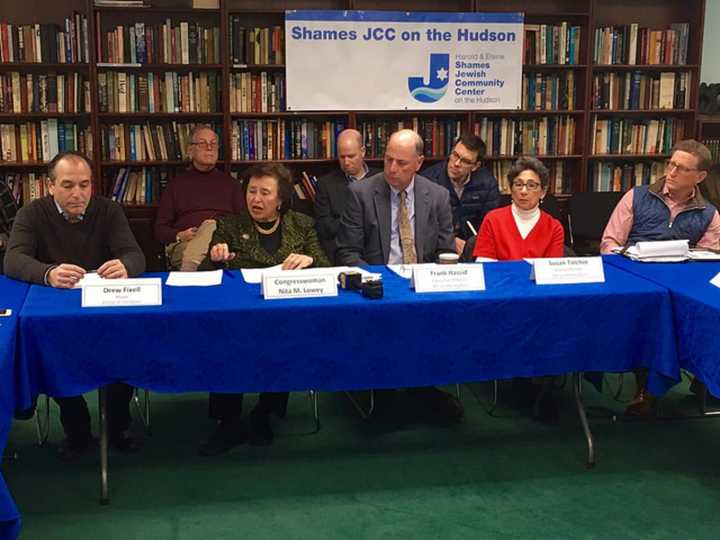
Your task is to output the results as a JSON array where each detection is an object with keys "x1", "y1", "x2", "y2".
[{"x1": 154, "y1": 125, "x2": 244, "y2": 271}]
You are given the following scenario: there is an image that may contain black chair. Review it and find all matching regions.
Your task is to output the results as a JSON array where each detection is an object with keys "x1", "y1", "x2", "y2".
[{"x1": 568, "y1": 192, "x2": 623, "y2": 255}]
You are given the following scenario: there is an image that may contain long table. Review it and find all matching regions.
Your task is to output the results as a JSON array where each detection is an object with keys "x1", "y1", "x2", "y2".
[
  {"x1": 0, "y1": 277, "x2": 28, "y2": 540},
  {"x1": 10, "y1": 261, "x2": 678, "y2": 508},
  {"x1": 605, "y1": 255, "x2": 720, "y2": 399}
]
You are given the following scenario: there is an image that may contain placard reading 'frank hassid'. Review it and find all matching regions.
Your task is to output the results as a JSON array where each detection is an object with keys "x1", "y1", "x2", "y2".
[{"x1": 285, "y1": 10, "x2": 523, "y2": 111}]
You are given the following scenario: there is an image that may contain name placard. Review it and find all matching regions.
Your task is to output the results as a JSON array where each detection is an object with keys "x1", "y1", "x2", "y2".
[
  {"x1": 531, "y1": 257, "x2": 605, "y2": 285},
  {"x1": 81, "y1": 278, "x2": 163, "y2": 307},
  {"x1": 262, "y1": 271, "x2": 338, "y2": 300},
  {"x1": 412, "y1": 264, "x2": 485, "y2": 293}
]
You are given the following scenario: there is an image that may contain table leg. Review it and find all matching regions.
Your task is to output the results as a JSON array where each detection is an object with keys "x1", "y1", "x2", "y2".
[
  {"x1": 99, "y1": 386, "x2": 110, "y2": 505},
  {"x1": 574, "y1": 373, "x2": 595, "y2": 468},
  {"x1": 343, "y1": 390, "x2": 375, "y2": 419},
  {"x1": 310, "y1": 390, "x2": 320, "y2": 433}
]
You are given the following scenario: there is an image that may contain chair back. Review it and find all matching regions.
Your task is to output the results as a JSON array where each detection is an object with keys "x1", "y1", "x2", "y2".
[{"x1": 568, "y1": 191, "x2": 624, "y2": 254}]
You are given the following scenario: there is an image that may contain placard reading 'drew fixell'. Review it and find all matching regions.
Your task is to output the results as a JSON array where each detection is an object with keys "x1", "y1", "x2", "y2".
[
  {"x1": 285, "y1": 10, "x2": 523, "y2": 111},
  {"x1": 81, "y1": 278, "x2": 162, "y2": 307},
  {"x1": 531, "y1": 257, "x2": 605, "y2": 285},
  {"x1": 262, "y1": 271, "x2": 338, "y2": 299},
  {"x1": 412, "y1": 264, "x2": 485, "y2": 293}
]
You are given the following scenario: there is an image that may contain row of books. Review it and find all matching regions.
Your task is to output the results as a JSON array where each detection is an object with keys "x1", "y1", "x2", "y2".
[
  {"x1": 491, "y1": 160, "x2": 571, "y2": 195},
  {"x1": 358, "y1": 118, "x2": 463, "y2": 159},
  {"x1": 1, "y1": 172, "x2": 49, "y2": 207},
  {"x1": 472, "y1": 117, "x2": 577, "y2": 157},
  {"x1": 100, "y1": 122, "x2": 220, "y2": 161},
  {"x1": 108, "y1": 167, "x2": 170, "y2": 205},
  {"x1": 0, "y1": 72, "x2": 90, "y2": 114},
  {"x1": 702, "y1": 138, "x2": 720, "y2": 164},
  {"x1": 593, "y1": 23, "x2": 690, "y2": 65},
  {"x1": 590, "y1": 161, "x2": 665, "y2": 192},
  {"x1": 230, "y1": 119, "x2": 346, "y2": 161},
  {"x1": 591, "y1": 117, "x2": 685, "y2": 155},
  {"x1": 230, "y1": 72, "x2": 285, "y2": 113},
  {"x1": 523, "y1": 23, "x2": 581, "y2": 65},
  {"x1": 0, "y1": 15, "x2": 90, "y2": 64},
  {"x1": 98, "y1": 71, "x2": 221, "y2": 113},
  {"x1": 0, "y1": 122, "x2": 93, "y2": 162},
  {"x1": 96, "y1": 18, "x2": 221, "y2": 65},
  {"x1": 228, "y1": 22, "x2": 284, "y2": 65},
  {"x1": 592, "y1": 71, "x2": 692, "y2": 110},
  {"x1": 522, "y1": 72, "x2": 576, "y2": 111}
]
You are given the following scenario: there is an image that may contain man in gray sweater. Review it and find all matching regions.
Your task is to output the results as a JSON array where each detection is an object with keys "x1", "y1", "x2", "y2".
[{"x1": 4, "y1": 151, "x2": 146, "y2": 459}]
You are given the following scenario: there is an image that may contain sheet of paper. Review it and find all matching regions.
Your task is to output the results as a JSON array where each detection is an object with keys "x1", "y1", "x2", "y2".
[
  {"x1": 387, "y1": 264, "x2": 420, "y2": 279},
  {"x1": 73, "y1": 272, "x2": 106, "y2": 289},
  {"x1": 634, "y1": 239, "x2": 689, "y2": 258},
  {"x1": 688, "y1": 250, "x2": 720, "y2": 261},
  {"x1": 241, "y1": 264, "x2": 283, "y2": 284},
  {"x1": 166, "y1": 269, "x2": 223, "y2": 286},
  {"x1": 711, "y1": 272, "x2": 720, "y2": 289}
]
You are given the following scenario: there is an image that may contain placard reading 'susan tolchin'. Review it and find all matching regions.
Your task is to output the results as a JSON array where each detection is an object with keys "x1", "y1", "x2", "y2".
[{"x1": 285, "y1": 10, "x2": 523, "y2": 111}]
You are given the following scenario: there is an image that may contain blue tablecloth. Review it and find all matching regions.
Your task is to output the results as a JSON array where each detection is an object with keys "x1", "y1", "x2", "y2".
[
  {"x1": 0, "y1": 277, "x2": 28, "y2": 540},
  {"x1": 605, "y1": 255, "x2": 720, "y2": 398},
  {"x1": 16, "y1": 262, "x2": 678, "y2": 402}
]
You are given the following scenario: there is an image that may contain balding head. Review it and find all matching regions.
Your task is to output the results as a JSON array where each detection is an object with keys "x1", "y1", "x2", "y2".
[
  {"x1": 336, "y1": 129, "x2": 366, "y2": 178},
  {"x1": 383, "y1": 129, "x2": 424, "y2": 191}
]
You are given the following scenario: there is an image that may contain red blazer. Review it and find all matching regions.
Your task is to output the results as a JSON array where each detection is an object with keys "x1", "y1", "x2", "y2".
[{"x1": 472, "y1": 205, "x2": 564, "y2": 261}]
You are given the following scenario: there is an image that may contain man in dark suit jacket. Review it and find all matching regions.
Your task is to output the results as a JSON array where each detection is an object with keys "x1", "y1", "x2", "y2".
[
  {"x1": 314, "y1": 129, "x2": 379, "y2": 263},
  {"x1": 335, "y1": 129, "x2": 462, "y2": 422},
  {"x1": 336, "y1": 130, "x2": 455, "y2": 265}
]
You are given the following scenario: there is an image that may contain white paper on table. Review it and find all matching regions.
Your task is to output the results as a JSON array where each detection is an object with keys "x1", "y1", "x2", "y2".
[
  {"x1": 387, "y1": 264, "x2": 418, "y2": 279},
  {"x1": 710, "y1": 272, "x2": 720, "y2": 289},
  {"x1": 240, "y1": 264, "x2": 283, "y2": 283},
  {"x1": 688, "y1": 250, "x2": 720, "y2": 261},
  {"x1": 166, "y1": 269, "x2": 223, "y2": 286},
  {"x1": 475, "y1": 257, "x2": 498, "y2": 263},
  {"x1": 73, "y1": 272, "x2": 106, "y2": 289}
]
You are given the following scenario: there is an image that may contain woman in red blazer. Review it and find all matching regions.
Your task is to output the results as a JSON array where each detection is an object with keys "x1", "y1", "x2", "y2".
[{"x1": 472, "y1": 156, "x2": 564, "y2": 260}]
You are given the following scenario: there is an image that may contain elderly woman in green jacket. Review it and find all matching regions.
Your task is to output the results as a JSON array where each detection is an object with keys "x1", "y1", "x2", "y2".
[{"x1": 199, "y1": 162, "x2": 330, "y2": 456}]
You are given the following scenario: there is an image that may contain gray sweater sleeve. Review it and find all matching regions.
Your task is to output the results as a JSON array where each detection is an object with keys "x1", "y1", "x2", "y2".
[{"x1": 3, "y1": 204, "x2": 54, "y2": 285}]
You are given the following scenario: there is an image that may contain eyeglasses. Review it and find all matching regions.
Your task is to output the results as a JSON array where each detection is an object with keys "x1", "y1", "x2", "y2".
[
  {"x1": 449, "y1": 151, "x2": 477, "y2": 167},
  {"x1": 665, "y1": 160, "x2": 699, "y2": 174},
  {"x1": 511, "y1": 180, "x2": 542, "y2": 191},
  {"x1": 191, "y1": 140, "x2": 219, "y2": 149}
]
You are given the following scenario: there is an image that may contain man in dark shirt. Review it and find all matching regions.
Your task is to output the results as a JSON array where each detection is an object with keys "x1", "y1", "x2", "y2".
[
  {"x1": 154, "y1": 125, "x2": 244, "y2": 271},
  {"x1": 4, "y1": 152, "x2": 146, "y2": 459},
  {"x1": 422, "y1": 133, "x2": 500, "y2": 254},
  {"x1": 314, "y1": 129, "x2": 378, "y2": 263}
]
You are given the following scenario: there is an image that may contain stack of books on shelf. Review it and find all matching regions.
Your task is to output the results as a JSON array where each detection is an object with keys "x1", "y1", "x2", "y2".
[
  {"x1": 591, "y1": 117, "x2": 684, "y2": 154},
  {"x1": 490, "y1": 160, "x2": 570, "y2": 195},
  {"x1": 0, "y1": 72, "x2": 91, "y2": 113},
  {"x1": 593, "y1": 23, "x2": 690, "y2": 65},
  {"x1": 523, "y1": 22, "x2": 581, "y2": 65},
  {"x1": 293, "y1": 172, "x2": 317, "y2": 202},
  {"x1": 96, "y1": 19, "x2": 220, "y2": 65},
  {"x1": 229, "y1": 22, "x2": 284, "y2": 65},
  {"x1": 702, "y1": 138, "x2": 720, "y2": 164},
  {"x1": 0, "y1": 15, "x2": 90, "y2": 63},
  {"x1": 592, "y1": 71, "x2": 691, "y2": 110},
  {"x1": 108, "y1": 167, "x2": 169, "y2": 205},
  {"x1": 231, "y1": 119, "x2": 345, "y2": 161},
  {"x1": 98, "y1": 71, "x2": 221, "y2": 113},
  {"x1": 590, "y1": 160, "x2": 665, "y2": 192},
  {"x1": 0, "y1": 122, "x2": 92, "y2": 162},
  {"x1": 359, "y1": 117, "x2": 463, "y2": 159},
  {"x1": 522, "y1": 72, "x2": 575, "y2": 110},
  {"x1": 230, "y1": 72, "x2": 285, "y2": 113},
  {"x1": 0, "y1": 172, "x2": 48, "y2": 206},
  {"x1": 473, "y1": 116, "x2": 576, "y2": 156},
  {"x1": 100, "y1": 122, "x2": 219, "y2": 161}
]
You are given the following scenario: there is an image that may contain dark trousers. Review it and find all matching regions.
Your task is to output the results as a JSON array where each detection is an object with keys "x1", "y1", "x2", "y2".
[
  {"x1": 54, "y1": 383, "x2": 134, "y2": 443},
  {"x1": 208, "y1": 392, "x2": 289, "y2": 422}
]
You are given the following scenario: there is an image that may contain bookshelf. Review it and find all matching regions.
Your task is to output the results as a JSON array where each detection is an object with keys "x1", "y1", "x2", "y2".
[{"x1": 0, "y1": 0, "x2": 707, "y2": 268}]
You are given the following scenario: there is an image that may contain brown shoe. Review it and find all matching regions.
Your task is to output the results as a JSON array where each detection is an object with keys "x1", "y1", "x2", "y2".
[{"x1": 625, "y1": 387, "x2": 656, "y2": 417}]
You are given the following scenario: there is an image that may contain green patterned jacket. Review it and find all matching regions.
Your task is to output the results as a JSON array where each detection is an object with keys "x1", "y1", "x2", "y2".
[{"x1": 200, "y1": 209, "x2": 331, "y2": 270}]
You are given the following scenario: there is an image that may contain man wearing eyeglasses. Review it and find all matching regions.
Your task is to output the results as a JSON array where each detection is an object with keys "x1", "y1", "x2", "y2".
[
  {"x1": 600, "y1": 139, "x2": 720, "y2": 415},
  {"x1": 422, "y1": 133, "x2": 500, "y2": 254},
  {"x1": 154, "y1": 125, "x2": 244, "y2": 271}
]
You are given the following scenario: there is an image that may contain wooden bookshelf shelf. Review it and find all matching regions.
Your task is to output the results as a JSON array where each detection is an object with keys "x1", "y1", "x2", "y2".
[
  {"x1": 591, "y1": 64, "x2": 699, "y2": 71},
  {"x1": 591, "y1": 109, "x2": 695, "y2": 115},
  {"x1": 0, "y1": 63, "x2": 89, "y2": 71},
  {"x1": 94, "y1": 6, "x2": 221, "y2": 14},
  {"x1": 0, "y1": 113, "x2": 91, "y2": 120},
  {"x1": 97, "y1": 112, "x2": 224, "y2": 119},
  {"x1": 589, "y1": 154, "x2": 671, "y2": 160},
  {"x1": 0, "y1": 161, "x2": 51, "y2": 168}
]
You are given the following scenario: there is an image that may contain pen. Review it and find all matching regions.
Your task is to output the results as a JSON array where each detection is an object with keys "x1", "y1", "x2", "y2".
[{"x1": 466, "y1": 220, "x2": 478, "y2": 236}]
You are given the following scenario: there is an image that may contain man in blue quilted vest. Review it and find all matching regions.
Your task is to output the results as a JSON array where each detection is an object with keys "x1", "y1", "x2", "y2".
[{"x1": 601, "y1": 138, "x2": 720, "y2": 414}]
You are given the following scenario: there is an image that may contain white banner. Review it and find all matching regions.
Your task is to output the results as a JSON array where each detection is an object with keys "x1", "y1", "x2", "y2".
[{"x1": 285, "y1": 10, "x2": 524, "y2": 111}]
